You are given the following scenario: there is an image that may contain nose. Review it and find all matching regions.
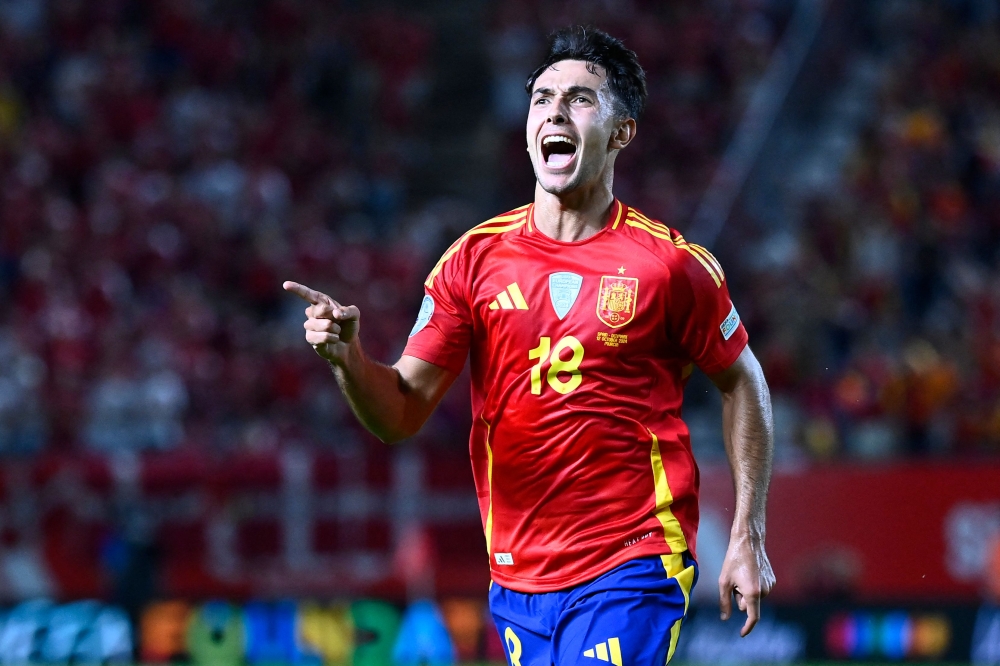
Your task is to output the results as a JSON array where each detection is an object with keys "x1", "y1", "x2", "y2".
[{"x1": 547, "y1": 99, "x2": 568, "y2": 125}]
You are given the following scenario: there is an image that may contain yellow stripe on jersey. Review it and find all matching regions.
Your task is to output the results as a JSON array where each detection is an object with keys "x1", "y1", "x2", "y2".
[
  {"x1": 610, "y1": 201, "x2": 626, "y2": 229},
  {"x1": 625, "y1": 214, "x2": 723, "y2": 287},
  {"x1": 483, "y1": 416, "x2": 494, "y2": 556},
  {"x1": 634, "y1": 213, "x2": 725, "y2": 281},
  {"x1": 628, "y1": 208, "x2": 667, "y2": 231},
  {"x1": 495, "y1": 291, "x2": 513, "y2": 310},
  {"x1": 688, "y1": 243, "x2": 725, "y2": 279},
  {"x1": 424, "y1": 208, "x2": 529, "y2": 288},
  {"x1": 488, "y1": 205, "x2": 531, "y2": 222},
  {"x1": 649, "y1": 428, "x2": 688, "y2": 553},
  {"x1": 623, "y1": 214, "x2": 671, "y2": 239},
  {"x1": 661, "y1": 552, "x2": 696, "y2": 663}
]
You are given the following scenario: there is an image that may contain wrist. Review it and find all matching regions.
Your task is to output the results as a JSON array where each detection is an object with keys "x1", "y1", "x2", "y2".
[
  {"x1": 730, "y1": 518, "x2": 766, "y2": 543},
  {"x1": 327, "y1": 339, "x2": 363, "y2": 372}
]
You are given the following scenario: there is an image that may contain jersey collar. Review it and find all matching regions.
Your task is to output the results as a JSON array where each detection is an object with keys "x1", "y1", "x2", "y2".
[{"x1": 526, "y1": 199, "x2": 627, "y2": 238}]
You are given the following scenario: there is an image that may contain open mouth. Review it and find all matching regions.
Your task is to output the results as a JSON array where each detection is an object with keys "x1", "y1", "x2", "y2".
[{"x1": 541, "y1": 135, "x2": 577, "y2": 169}]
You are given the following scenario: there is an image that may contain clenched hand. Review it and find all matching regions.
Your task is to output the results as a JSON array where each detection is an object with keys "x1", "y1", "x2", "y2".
[{"x1": 718, "y1": 531, "x2": 775, "y2": 636}]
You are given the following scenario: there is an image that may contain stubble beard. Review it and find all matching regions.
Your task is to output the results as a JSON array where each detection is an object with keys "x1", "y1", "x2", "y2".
[
  {"x1": 537, "y1": 173, "x2": 582, "y2": 197},
  {"x1": 533, "y1": 158, "x2": 598, "y2": 198}
]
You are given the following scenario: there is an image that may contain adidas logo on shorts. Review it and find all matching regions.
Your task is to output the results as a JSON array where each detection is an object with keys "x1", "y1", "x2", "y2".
[{"x1": 583, "y1": 637, "x2": 622, "y2": 665}]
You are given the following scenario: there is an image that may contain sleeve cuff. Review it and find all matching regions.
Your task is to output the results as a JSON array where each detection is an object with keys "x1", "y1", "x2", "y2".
[
  {"x1": 696, "y1": 327, "x2": 748, "y2": 375},
  {"x1": 401, "y1": 342, "x2": 467, "y2": 375}
]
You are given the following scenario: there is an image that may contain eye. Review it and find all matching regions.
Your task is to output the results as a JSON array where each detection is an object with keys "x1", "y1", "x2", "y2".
[
  {"x1": 574, "y1": 96, "x2": 591, "y2": 104},
  {"x1": 534, "y1": 98, "x2": 549, "y2": 105}
]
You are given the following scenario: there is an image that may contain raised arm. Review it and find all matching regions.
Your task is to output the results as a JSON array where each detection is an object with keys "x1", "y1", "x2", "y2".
[
  {"x1": 283, "y1": 281, "x2": 457, "y2": 443},
  {"x1": 707, "y1": 345, "x2": 776, "y2": 637}
]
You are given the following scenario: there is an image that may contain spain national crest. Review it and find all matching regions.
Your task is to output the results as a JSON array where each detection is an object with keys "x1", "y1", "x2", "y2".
[{"x1": 596, "y1": 276, "x2": 639, "y2": 328}]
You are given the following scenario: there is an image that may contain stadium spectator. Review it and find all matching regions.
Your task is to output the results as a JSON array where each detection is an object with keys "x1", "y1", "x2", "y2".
[
  {"x1": 733, "y1": 2, "x2": 1000, "y2": 458},
  {"x1": 0, "y1": 0, "x2": 995, "y2": 462}
]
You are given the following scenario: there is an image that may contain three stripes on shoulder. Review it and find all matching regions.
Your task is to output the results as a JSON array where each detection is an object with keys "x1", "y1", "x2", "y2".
[{"x1": 489, "y1": 283, "x2": 529, "y2": 310}]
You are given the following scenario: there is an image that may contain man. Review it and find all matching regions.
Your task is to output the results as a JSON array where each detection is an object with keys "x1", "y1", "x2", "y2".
[{"x1": 285, "y1": 26, "x2": 774, "y2": 666}]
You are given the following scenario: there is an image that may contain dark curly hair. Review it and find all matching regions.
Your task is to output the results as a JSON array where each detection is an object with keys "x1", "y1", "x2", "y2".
[{"x1": 525, "y1": 25, "x2": 647, "y2": 120}]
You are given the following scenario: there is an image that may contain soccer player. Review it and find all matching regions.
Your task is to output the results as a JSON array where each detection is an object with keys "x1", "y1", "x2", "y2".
[{"x1": 285, "y1": 25, "x2": 774, "y2": 666}]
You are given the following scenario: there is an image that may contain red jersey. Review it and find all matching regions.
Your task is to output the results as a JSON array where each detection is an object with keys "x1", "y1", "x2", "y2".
[{"x1": 403, "y1": 200, "x2": 748, "y2": 593}]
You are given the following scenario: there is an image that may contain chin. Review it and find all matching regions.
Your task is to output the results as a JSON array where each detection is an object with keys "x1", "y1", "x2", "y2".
[{"x1": 537, "y1": 171, "x2": 583, "y2": 196}]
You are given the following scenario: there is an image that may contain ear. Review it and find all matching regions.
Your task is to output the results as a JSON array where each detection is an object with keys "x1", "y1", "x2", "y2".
[{"x1": 609, "y1": 118, "x2": 636, "y2": 151}]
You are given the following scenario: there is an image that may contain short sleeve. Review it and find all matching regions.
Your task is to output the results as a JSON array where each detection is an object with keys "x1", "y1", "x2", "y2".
[
  {"x1": 666, "y1": 247, "x2": 748, "y2": 375},
  {"x1": 402, "y1": 248, "x2": 473, "y2": 374}
]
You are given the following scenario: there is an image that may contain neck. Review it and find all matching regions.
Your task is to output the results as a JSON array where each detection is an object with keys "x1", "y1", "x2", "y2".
[{"x1": 532, "y1": 176, "x2": 615, "y2": 242}]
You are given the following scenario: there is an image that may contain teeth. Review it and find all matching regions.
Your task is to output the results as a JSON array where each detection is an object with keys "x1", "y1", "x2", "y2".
[{"x1": 543, "y1": 136, "x2": 576, "y2": 146}]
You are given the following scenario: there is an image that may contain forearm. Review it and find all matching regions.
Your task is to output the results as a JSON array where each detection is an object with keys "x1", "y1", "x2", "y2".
[
  {"x1": 720, "y1": 363, "x2": 774, "y2": 538},
  {"x1": 285, "y1": 281, "x2": 456, "y2": 444},
  {"x1": 330, "y1": 343, "x2": 421, "y2": 443},
  {"x1": 715, "y1": 349, "x2": 777, "y2": 635}
]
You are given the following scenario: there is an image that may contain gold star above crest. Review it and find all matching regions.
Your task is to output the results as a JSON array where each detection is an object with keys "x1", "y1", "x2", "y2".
[{"x1": 617, "y1": 266, "x2": 626, "y2": 275}]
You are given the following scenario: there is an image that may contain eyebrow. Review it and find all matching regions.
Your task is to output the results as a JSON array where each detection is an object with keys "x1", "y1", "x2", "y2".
[{"x1": 531, "y1": 85, "x2": 599, "y2": 98}]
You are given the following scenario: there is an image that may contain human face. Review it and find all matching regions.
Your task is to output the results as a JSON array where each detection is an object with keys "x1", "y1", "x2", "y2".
[{"x1": 527, "y1": 59, "x2": 630, "y2": 196}]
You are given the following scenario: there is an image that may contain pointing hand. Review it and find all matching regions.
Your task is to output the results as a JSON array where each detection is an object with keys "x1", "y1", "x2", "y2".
[{"x1": 283, "y1": 281, "x2": 361, "y2": 365}]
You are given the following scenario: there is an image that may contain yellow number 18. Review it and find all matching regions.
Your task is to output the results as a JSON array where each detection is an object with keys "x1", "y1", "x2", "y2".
[{"x1": 528, "y1": 335, "x2": 584, "y2": 395}]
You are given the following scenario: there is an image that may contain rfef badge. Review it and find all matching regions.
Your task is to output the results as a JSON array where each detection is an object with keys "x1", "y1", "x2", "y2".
[{"x1": 596, "y1": 276, "x2": 638, "y2": 328}]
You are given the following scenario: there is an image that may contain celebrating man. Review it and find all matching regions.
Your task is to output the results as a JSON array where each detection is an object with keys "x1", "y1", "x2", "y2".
[{"x1": 285, "y1": 25, "x2": 775, "y2": 666}]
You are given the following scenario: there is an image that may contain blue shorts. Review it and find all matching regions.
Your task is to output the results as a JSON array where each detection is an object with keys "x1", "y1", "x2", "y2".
[{"x1": 489, "y1": 552, "x2": 698, "y2": 666}]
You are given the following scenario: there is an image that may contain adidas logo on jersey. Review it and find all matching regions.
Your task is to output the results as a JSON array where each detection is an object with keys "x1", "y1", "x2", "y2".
[
  {"x1": 488, "y1": 283, "x2": 529, "y2": 310},
  {"x1": 583, "y1": 637, "x2": 622, "y2": 665}
]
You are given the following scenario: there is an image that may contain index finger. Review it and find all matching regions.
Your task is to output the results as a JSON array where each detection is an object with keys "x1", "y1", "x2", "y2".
[
  {"x1": 283, "y1": 281, "x2": 330, "y2": 306},
  {"x1": 740, "y1": 593, "x2": 760, "y2": 637}
]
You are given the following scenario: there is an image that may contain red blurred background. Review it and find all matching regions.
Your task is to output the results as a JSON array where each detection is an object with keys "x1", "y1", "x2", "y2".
[{"x1": 0, "y1": 1, "x2": 998, "y2": 661}]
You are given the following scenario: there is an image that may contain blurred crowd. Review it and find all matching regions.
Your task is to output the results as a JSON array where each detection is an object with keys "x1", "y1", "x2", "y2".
[
  {"x1": 0, "y1": 0, "x2": 996, "y2": 461},
  {"x1": 0, "y1": 0, "x2": 440, "y2": 455},
  {"x1": 729, "y1": 1, "x2": 1000, "y2": 459},
  {"x1": 0, "y1": 0, "x2": 784, "y2": 457}
]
